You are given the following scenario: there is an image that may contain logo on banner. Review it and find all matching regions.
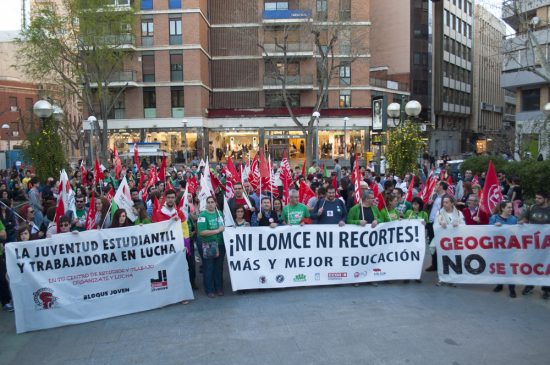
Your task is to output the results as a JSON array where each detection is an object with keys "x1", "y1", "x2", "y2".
[
  {"x1": 33, "y1": 288, "x2": 58, "y2": 310},
  {"x1": 315, "y1": 273, "x2": 320, "y2": 281},
  {"x1": 275, "y1": 274, "x2": 285, "y2": 283},
  {"x1": 293, "y1": 274, "x2": 306, "y2": 282},
  {"x1": 151, "y1": 270, "x2": 168, "y2": 291},
  {"x1": 328, "y1": 272, "x2": 347, "y2": 280},
  {"x1": 354, "y1": 271, "x2": 368, "y2": 278},
  {"x1": 373, "y1": 268, "x2": 386, "y2": 276},
  {"x1": 259, "y1": 276, "x2": 267, "y2": 284}
]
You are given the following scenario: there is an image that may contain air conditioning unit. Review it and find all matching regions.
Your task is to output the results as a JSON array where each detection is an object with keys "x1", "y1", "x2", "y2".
[{"x1": 10, "y1": 106, "x2": 18, "y2": 112}]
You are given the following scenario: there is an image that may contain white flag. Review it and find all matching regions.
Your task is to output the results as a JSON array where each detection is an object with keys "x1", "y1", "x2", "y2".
[
  {"x1": 223, "y1": 196, "x2": 235, "y2": 227},
  {"x1": 60, "y1": 169, "x2": 76, "y2": 219},
  {"x1": 198, "y1": 158, "x2": 214, "y2": 211},
  {"x1": 114, "y1": 176, "x2": 137, "y2": 222}
]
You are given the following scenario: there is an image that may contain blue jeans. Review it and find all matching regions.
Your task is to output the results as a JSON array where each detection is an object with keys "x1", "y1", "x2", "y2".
[{"x1": 203, "y1": 243, "x2": 225, "y2": 295}]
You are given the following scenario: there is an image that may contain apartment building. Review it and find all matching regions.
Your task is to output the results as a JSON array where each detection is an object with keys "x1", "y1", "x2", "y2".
[
  {"x1": 472, "y1": 3, "x2": 509, "y2": 155},
  {"x1": 431, "y1": 0, "x2": 474, "y2": 157},
  {"x1": 83, "y1": 0, "x2": 411, "y2": 163},
  {"x1": 501, "y1": 0, "x2": 550, "y2": 159}
]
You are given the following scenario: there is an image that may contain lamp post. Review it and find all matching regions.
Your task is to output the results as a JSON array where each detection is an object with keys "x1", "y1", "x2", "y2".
[
  {"x1": 1, "y1": 124, "x2": 10, "y2": 152},
  {"x1": 32, "y1": 100, "x2": 53, "y2": 128},
  {"x1": 312, "y1": 111, "x2": 320, "y2": 165},
  {"x1": 182, "y1": 120, "x2": 188, "y2": 163},
  {"x1": 88, "y1": 115, "x2": 97, "y2": 164},
  {"x1": 405, "y1": 100, "x2": 422, "y2": 121},
  {"x1": 52, "y1": 105, "x2": 64, "y2": 123},
  {"x1": 343, "y1": 117, "x2": 349, "y2": 160}
]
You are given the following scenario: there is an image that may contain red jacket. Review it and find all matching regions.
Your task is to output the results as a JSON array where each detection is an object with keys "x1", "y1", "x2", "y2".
[{"x1": 462, "y1": 207, "x2": 489, "y2": 225}]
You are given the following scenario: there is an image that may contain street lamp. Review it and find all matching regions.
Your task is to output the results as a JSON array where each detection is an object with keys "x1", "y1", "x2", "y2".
[
  {"x1": 312, "y1": 111, "x2": 320, "y2": 165},
  {"x1": 52, "y1": 105, "x2": 64, "y2": 123},
  {"x1": 405, "y1": 100, "x2": 422, "y2": 121},
  {"x1": 343, "y1": 117, "x2": 349, "y2": 160},
  {"x1": 2, "y1": 124, "x2": 10, "y2": 151},
  {"x1": 88, "y1": 115, "x2": 97, "y2": 164},
  {"x1": 32, "y1": 100, "x2": 53, "y2": 128},
  {"x1": 387, "y1": 102, "x2": 401, "y2": 127}
]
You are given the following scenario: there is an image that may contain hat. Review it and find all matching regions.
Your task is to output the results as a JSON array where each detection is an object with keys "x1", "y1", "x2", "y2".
[{"x1": 360, "y1": 181, "x2": 369, "y2": 189}]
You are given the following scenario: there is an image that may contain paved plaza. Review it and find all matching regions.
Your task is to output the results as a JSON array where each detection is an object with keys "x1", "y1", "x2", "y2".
[{"x1": 0, "y1": 267, "x2": 549, "y2": 365}]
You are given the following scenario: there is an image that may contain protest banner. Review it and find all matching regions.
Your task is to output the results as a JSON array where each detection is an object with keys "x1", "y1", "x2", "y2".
[
  {"x1": 434, "y1": 224, "x2": 550, "y2": 285},
  {"x1": 224, "y1": 220, "x2": 426, "y2": 290},
  {"x1": 5, "y1": 221, "x2": 193, "y2": 333}
]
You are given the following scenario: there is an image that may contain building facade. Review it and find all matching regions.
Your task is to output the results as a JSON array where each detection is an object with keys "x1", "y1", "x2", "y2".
[
  {"x1": 472, "y1": 3, "x2": 510, "y2": 155},
  {"x1": 501, "y1": 0, "x2": 550, "y2": 160},
  {"x1": 431, "y1": 0, "x2": 474, "y2": 157},
  {"x1": 79, "y1": 0, "x2": 412, "y2": 164}
]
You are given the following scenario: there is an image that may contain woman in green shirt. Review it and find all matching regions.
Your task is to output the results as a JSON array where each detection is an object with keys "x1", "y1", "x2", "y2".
[
  {"x1": 380, "y1": 192, "x2": 400, "y2": 222},
  {"x1": 133, "y1": 203, "x2": 152, "y2": 225},
  {"x1": 404, "y1": 197, "x2": 429, "y2": 225},
  {"x1": 197, "y1": 196, "x2": 225, "y2": 298}
]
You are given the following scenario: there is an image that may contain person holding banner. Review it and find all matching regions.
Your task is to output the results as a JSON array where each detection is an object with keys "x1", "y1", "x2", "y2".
[
  {"x1": 404, "y1": 197, "x2": 428, "y2": 224},
  {"x1": 282, "y1": 189, "x2": 310, "y2": 226},
  {"x1": 228, "y1": 182, "x2": 256, "y2": 224},
  {"x1": 110, "y1": 209, "x2": 132, "y2": 228},
  {"x1": 519, "y1": 191, "x2": 550, "y2": 300},
  {"x1": 0, "y1": 219, "x2": 13, "y2": 311},
  {"x1": 132, "y1": 203, "x2": 152, "y2": 225},
  {"x1": 311, "y1": 186, "x2": 347, "y2": 226},
  {"x1": 346, "y1": 190, "x2": 380, "y2": 227},
  {"x1": 95, "y1": 197, "x2": 111, "y2": 229},
  {"x1": 425, "y1": 181, "x2": 449, "y2": 272},
  {"x1": 251, "y1": 198, "x2": 279, "y2": 227},
  {"x1": 234, "y1": 205, "x2": 251, "y2": 227},
  {"x1": 198, "y1": 196, "x2": 226, "y2": 298},
  {"x1": 380, "y1": 192, "x2": 400, "y2": 222},
  {"x1": 489, "y1": 200, "x2": 518, "y2": 298}
]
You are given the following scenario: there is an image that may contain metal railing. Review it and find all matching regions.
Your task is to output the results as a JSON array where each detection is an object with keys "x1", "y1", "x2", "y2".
[{"x1": 263, "y1": 74, "x2": 313, "y2": 86}]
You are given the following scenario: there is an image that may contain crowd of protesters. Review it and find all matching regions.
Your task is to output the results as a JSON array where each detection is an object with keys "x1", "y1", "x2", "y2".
[{"x1": 0, "y1": 154, "x2": 548, "y2": 312}]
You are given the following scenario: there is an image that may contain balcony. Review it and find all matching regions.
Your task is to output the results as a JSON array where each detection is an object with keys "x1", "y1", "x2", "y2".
[
  {"x1": 370, "y1": 77, "x2": 409, "y2": 92},
  {"x1": 262, "y1": 42, "x2": 313, "y2": 57},
  {"x1": 88, "y1": 70, "x2": 138, "y2": 88},
  {"x1": 263, "y1": 74, "x2": 313, "y2": 89},
  {"x1": 262, "y1": 9, "x2": 312, "y2": 23}
]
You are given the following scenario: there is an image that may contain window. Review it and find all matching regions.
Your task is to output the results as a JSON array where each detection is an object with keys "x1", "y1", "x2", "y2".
[
  {"x1": 265, "y1": 91, "x2": 300, "y2": 108},
  {"x1": 339, "y1": 0, "x2": 351, "y2": 21},
  {"x1": 170, "y1": 52, "x2": 183, "y2": 81},
  {"x1": 169, "y1": 18, "x2": 182, "y2": 45},
  {"x1": 316, "y1": 0, "x2": 327, "y2": 20},
  {"x1": 521, "y1": 89, "x2": 540, "y2": 111},
  {"x1": 171, "y1": 87, "x2": 184, "y2": 117},
  {"x1": 339, "y1": 62, "x2": 351, "y2": 85},
  {"x1": 339, "y1": 90, "x2": 351, "y2": 108},
  {"x1": 142, "y1": 53, "x2": 155, "y2": 82},
  {"x1": 143, "y1": 87, "x2": 156, "y2": 118},
  {"x1": 9, "y1": 96, "x2": 17, "y2": 109},
  {"x1": 141, "y1": 0, "x2": 153, "y2": 10},
  {"x1": 445, "y1": 10, "x2": 450, "y2": 26},
  {"x1": 141, "y1": 18, "x2": 153, "y2": 46},
  {"x1": 264, "y1": 2, "x2": 289, "y2": 11},
  {"x1": 168, "y1": 0, "x2": 181, "y2": 9}
]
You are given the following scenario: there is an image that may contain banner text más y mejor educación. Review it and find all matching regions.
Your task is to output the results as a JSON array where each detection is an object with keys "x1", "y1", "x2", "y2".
[
  {"x1": 224, "y1": 220, "x2": 426, "y2": 290},
  {"x1": 6, "y1": 220, "x2": 193, "y2": 333},
  {"x1": 435, "y1": 224, "x2": 550, "y2": 285}
]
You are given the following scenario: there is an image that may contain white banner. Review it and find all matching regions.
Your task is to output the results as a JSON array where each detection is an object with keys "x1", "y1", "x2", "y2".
[
  {"x1": 224, "y1": 220, "x2": 426, "y2": 290},
  {"x1": 435, "y1": 224, "x2": 550, "y2": 285},
  {"x1": 6, "y1": 221, "x2": 193, "y2": 333}
]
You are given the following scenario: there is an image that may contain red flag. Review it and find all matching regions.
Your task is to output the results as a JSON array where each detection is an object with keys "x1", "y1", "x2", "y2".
[
  {"x1": 187, "y1": 176, "x2": 198, "y2": 195},
  {"x1": 301, "y1": 158, "x2": 307, "y2": 177},
  {"x1": 141, "y1": 166, "x2": 158, "y2": 202},
  {"x1": 138, "y1": 168, "x2": 146, "y2": 191},
  {"x1": 106, "y1": 187, "x2": 115, "y2": 203},
  {"x1": 332, "y1": 175, "x2": 340, "y2": 198},
  {"x1": 133, "y1": 141, "x2": 139, "y2": 169},
  {"x1": 419, "y1": 169, "x2": 437, "y2": 205},
  {"x1": 472, "y1": 175, "x2": 480, "y2": 186},
  {"x1": 113, "y1": 146, "x2": 122, "y2": 180},
  {"x1": 352, "y1": 153, "x2": 361, "y2": 204},
  {"x1": 405, "y1": 175, "x2": 416, "y2": 203},
  {"x1": 85, "y1": 193, "x2": 97, "y2": 230},
  {"x1": 152, "y1": 196, "x2": 163, "y2": 222},
  {"x1": 226, "y1": 156, "x2": 240, "y2": 183},
  {"x1": 176, "y1": 195, "x2": 187, "y2": 222},
  {"x1": 247, "y1": 153, "x2": 260, "y2": 193},
  {"x1": 159, "y1": 153, "x2": 167, "y2": 183},
  {"x1": 80, "y1": 161, "x2": 87, "y2": 185},
  {"x1": 447, "y1": 176, "x2": 454, "y2": 197},
  {"x1": 93, "y1": 159, "x2": 104, "y2": 185},
  {"x1": 210, "y1": 172, "x2": 226, "y2": 193},
  {"x1": 279, "y1": 150, "x2": 293, "y2": 205},
  {"x1": 480, "y1": 160, "x2": 502, "y2": 215},
  {"x1": 440, "y1": 168, "x2": 446, "y2": 181},
  {"x1": 165, "y1": 179, "x2": 175, "y2": 192},
  {"x1": 299, "y1": 181, "x2": 316, "y2": 205},
  {"x1": 55, "y1": 197, "x2": 65, "y2": 233}
]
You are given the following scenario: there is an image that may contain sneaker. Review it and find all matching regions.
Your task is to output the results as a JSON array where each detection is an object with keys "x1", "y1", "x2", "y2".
[
  {"x1": 543, "y1": 291, "x2": 549, "y2": 300},
  {"x1": 2, "y1": 303, "x2": 14, "y2": 312},
  {"x1": 493, "y1": 285, "x2": 503, "y2": 293},
  {"x1": 509, "y1": 290, "x2": 516, "y2": 298},
  {"x1": 522, "y1": 287, "x2": 534, "y2": 296}
]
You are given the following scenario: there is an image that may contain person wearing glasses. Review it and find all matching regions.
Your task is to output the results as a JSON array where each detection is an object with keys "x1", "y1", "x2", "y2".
[
  {"x1": 73, "y1": 195, "x2": 88, "y2": 232},
  {"x1": 346, "y1": 189, "x2": 381, "y2": 228},
  {"x1": 57, "y1": 216, "x2": 74, "y2": 234}
]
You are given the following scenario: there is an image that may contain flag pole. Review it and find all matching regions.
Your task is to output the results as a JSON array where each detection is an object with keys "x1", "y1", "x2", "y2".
[{"x1": 101, "y1": 200, "x2": 114, "y2": 229}]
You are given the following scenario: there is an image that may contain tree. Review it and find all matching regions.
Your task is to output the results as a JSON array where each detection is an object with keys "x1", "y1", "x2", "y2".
[
  {"x1": 23, "y1": 118, "x2": 67, "y2": 180},
  {"x1": 385, "y1": 122, "x2": 424, "y2": 177},
  {"x1": 259, "y1": 3, "x2": 369, "y2": 166},
  {"x1": 16, "y1": 0, "x2": 136, "y2": 163}
]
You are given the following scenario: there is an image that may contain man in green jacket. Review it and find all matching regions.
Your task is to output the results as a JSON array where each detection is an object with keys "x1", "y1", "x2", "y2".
[{"x1": 346, "y1": 189, "x2": 381, "y2": 228}]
